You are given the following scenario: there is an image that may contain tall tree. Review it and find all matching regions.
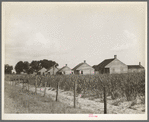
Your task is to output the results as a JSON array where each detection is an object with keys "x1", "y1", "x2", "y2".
[
  {"x1": 15, "y1": 61, "x2": 24, "y2": 74},
  {"x1": 30, "y1": 61, "x2": 41, "y2": 72},
  {"x1": 5, "y1": 64, "x2": 13, "y2": 74},
  {"x1": 39, "y1": 59, "x2": 59, "y2": 69},
  {"x1": 23, "y1": 61, "x2": 30, "y2": 73},
  {"x1": 28, "y1": 67, "x2": 34, "y2": 74}
]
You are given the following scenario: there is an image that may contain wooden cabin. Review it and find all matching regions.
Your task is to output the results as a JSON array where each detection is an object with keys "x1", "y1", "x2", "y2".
[
  {"x1": 46, "y1": 66, "x2": 59, "y2": 75},
  {"x1": 57, "y1": 64, "x2": 73, "y2": 75},
  {"x1": 37, "y1": 67, "x2": 47, "y2": 75},
  {"x1": 93, "y1": 55, "x2": 128, "y2": 74},
  {"x1": 72, "y1": 60, "x2": 94, "y2": 75}
]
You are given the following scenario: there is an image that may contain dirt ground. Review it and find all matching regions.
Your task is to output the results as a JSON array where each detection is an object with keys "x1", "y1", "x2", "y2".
[
  {"x1": 5, "y1": 81, "x2": 145, "y2": 114},
  {"x1": 4, "y1": 81, "x2": 93, "y2": 114}
]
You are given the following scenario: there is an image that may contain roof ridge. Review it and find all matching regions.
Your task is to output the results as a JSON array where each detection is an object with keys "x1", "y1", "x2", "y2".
[
  {"x1": 104, "y1": 58, "x2": 114, "y2": 60},
  {"x1": 96, "y1": 58, "x2": 115, "y2": 69},
  {"x1": 72, "y1": 62, "x2": 84, "y2": 70},
  {"x1": 58, "y1": 65, "x2": 71, "y2": 72},
  {"x1": 128, "y1": 65, "x2": 144, "y2": 69},
  {"x1": 72, "y1": 62, "x2": 93, "y2": 70}
]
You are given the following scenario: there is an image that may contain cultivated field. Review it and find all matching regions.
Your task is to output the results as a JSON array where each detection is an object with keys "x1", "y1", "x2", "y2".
[{"x1": 4, "y1": 72, "x2": 145, "y2": 114}]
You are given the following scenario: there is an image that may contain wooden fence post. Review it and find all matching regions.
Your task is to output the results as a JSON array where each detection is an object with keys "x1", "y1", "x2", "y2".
[
  {"x1": 28, "y1": 79, "x2": 30, "y2": 92},
  {"x1": 40, "y1": 80, "x2": 42, "y2": 93},
  {"x1": 19, "y1": 78, "x2": 20, "y2": 85},
  {"x1": 74, "y1": 80, "x2": 76, "y2": 108},
  {"x1": 56, "y1": 81, "x2": 59, "y2": 101},
  {"x1": 22, "y1": 79, "x2": 24, "y2": 90},
  {"x1": 15, "y1": 79, "x2": 16, "y2": 88},
  {"x1": 104, "y1": 86, "x2": 107, "y2": 114},
  {"x1": 35, "y1": 79, "x2": 37, "y2": 95},
  {"x1": 44, "y1": 82, "x2": 47, "y2": 97}
]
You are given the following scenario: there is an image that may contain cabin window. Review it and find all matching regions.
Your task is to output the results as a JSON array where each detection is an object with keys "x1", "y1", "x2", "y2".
[
  {"x1": 105, "y1": 68, "x2": 109, "y2": 73},
  {"x1": 81, "y1": 71, "x2": 83, "y2": 74}
]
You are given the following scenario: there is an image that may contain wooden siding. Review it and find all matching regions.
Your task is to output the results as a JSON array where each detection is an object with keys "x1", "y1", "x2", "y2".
[
  {"x1": 128, "y1": 68, "x2": 145, "y2": 73},
  {"x1": 80, "y1": 69, "x2": 94, "y2": 75},
  {"x1": 46, "y1": 67, "x2": 58, "y2": 75},
  {"x1": 58, "y1": 70, "x2": 72, "y2": 75},
  {"x1": 58, "y1": 66, "x2": 73, "y2": 75},
  {"x1": 73, "y1": 63, "x2": 95, "y2": 75},
  {"x1": 105, "y1": 59, "x2": 128, "y2": 74},
  {"x1": 75, "y1": 63, "x2": 94, "y2": 70},
  {"x1": 94, "y1": 71, "x2": 99, "y2": 74},
  {"x1": 38, "y1": 68, "x2": 47, "y2": 75}
]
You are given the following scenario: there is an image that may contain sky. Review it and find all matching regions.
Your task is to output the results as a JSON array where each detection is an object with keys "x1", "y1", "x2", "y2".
[{"x1": 3, "y1": 2, "x2": 147, "y2": 70}]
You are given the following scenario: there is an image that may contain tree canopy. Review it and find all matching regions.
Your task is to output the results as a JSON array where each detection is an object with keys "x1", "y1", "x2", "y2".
[
  {"x1": 5, "y1": 64, "x2": 13, "y2": 74},
  {"x1": 15, "y1": 61, "x2": 24, "y2": 74},
  {"x1": 14, "y1": 59, "x2": 59, "y2": 74}
]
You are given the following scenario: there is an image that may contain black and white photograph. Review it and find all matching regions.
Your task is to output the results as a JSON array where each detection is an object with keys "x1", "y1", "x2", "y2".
[{"x1": 2, "y1": 2, "x2": 147, "y2": 120}]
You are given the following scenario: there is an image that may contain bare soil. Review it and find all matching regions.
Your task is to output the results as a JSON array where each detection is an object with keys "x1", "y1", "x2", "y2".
[
  {"x1": 4, "y1": 81, "x2": 93, "y2": 114},
  {"x1": 5, "y1": 81, "x2": 145, "y2": 114}
]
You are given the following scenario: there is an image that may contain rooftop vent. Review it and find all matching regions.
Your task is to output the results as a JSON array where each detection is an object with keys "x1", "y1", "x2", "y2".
[{"x1": 114, "y1": 55, "x2": 117, "y2": 59}]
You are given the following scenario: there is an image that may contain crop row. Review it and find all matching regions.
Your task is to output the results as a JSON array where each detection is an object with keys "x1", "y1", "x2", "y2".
[{"x1": 5, "y1": 72, "x2": 145, "y2": 101}]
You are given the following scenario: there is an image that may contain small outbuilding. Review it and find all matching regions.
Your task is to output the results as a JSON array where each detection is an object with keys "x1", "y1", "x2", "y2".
[
  {"x1": 46, "y1": 66, "x2": 59, "y2": 75},
  {"x1": 37, "y1": 67, "x2": 47, "y2": 75},
  {"x1": 32, "y1": 71, "x2": 37, "y2": 76},
  {"x1": 72, "y1": 60, "x2": 94, "y2": 75},
  {"x1": 57, "y1": 64, "x2": 73, "y2": 75},
  {"x1": 128, "y1": 62, "x2": 145, "y2": 73}
]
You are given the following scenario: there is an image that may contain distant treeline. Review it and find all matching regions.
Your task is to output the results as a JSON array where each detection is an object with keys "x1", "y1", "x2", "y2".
[{"x1": 5, "y1": 59, "x2": 59, "y2": 74}]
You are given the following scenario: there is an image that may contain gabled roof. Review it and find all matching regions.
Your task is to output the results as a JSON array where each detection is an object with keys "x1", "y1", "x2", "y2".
[
  {"x1": 58, "y1": 65, "x2": 72, "y2": 72},
  {"x1": 92, "y1": 65, "x2": 98, "y2": 70},
  {"x1": 128, "y1": 65, "x2": 144, "y2": 69},
  {"x1": 72, "y1": 63, "x2": 84, "y2": 70},
  {"x1": 97, "y1": 58, "x2": 114, "y2": 68},
  {"x1": 38, "y1": 67, "x2": 47, "y2": 72},
  {"x1": 72, "y1": 62, "x2": 93, "y2": 70},
  {"x1": 46, "y1": 67, "x2": 52, "y2": 72},
  {"x1": 46, "y1": 66, "x2": 58, "y2": 72},
  {"x1": 92, "y1": 58, "x2": 115, "y2": 71}
]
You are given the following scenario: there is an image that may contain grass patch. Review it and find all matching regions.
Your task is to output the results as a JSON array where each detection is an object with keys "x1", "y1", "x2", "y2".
[{"x1": 4, "y1": 82, "x2": 93, "y2": 114}]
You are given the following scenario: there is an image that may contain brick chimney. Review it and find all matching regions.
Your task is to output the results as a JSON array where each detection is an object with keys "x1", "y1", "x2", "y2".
[
  {"x1": 84, "y1": 60, "x2": 86, "y2": 63},
  {"x1": 139, "y1": 62, "x2": 141, "y2": 66},
  {"x1": 114, "y1": 55, "x2": 117, "y2": 59}
]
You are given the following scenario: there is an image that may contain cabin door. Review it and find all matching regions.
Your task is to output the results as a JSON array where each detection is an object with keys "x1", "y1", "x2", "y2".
[{"x1": 105, "y1": 68, "x2": 109, "y2": 74}]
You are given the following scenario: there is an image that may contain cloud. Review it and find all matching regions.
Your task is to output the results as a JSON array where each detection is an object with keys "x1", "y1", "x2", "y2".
[
  {"x1": 111, "y1": 30, "x2": 137, "y2": 51},
  {"x1": 26, "y1": 32, "x2": 50, "y2": 47},
  {"x1": 25, "y1": 32, "x2": 71, "y2": 53},
  {"x1": 10, "y1": 32, "x2": 72, "y2": 59}
]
